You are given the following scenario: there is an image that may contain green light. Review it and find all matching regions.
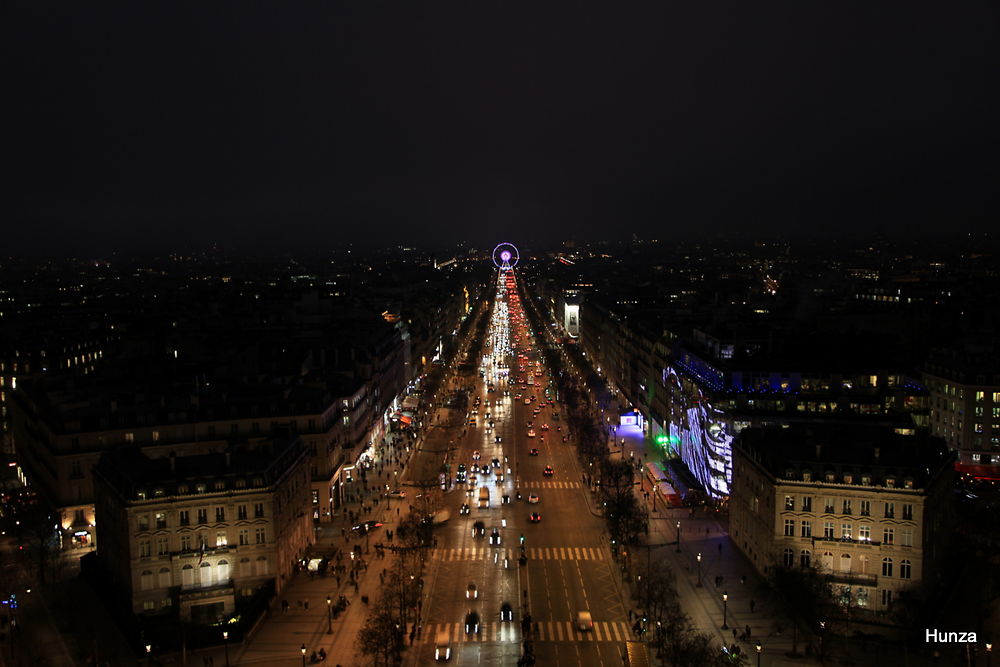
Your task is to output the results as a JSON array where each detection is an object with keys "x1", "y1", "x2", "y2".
[{"x1": 655, "y1": 435, "x2": 668, "y2": 445}]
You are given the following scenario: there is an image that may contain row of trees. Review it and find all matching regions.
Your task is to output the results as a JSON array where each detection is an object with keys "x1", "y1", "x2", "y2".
[{"x1": 357, "y1": 510, "x2": 434, "y2": 665}]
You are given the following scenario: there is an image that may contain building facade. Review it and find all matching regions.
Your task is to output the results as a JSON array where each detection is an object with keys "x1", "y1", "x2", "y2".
[
  {"x1": 730, "y1": 425, "x2": 953, "y2": 615},
  {"x1": 92, "y1": 437, "x2": 311, "y2": 622},
  {"x1": 923, "y1": 344, "x2": 1000, "y2": 477}
]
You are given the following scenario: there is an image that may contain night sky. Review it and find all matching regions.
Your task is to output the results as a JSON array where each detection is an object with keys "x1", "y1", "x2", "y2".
[{"x1": 7, "y1": 2, "x2": 999, "y2": 254}]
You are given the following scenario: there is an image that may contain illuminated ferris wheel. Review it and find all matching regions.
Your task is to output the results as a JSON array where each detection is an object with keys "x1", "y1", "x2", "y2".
[{"x1": 492, "y1": 242, "x2": 519, "y2": 272}]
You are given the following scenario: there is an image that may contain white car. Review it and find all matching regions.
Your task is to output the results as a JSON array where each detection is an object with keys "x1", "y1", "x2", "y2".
[
  {"x1": 527, "y1": 494, "x2": 539, "y2": 504},
  {"x1": 527, "y1": 429, "x2": 536, "y2": 438},
  {"x1": 472, "y1": 450, "x2": 481, "y2": 460}
]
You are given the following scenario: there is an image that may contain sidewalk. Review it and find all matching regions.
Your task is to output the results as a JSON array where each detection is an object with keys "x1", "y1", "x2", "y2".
[{"x1": 193, "y1": 402, "x2": 456, "y2": 667}]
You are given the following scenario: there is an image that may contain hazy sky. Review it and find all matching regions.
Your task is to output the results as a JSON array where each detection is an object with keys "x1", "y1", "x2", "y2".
[{"x1": 7, "y1": 2, "x2": 999, "y2": 254}]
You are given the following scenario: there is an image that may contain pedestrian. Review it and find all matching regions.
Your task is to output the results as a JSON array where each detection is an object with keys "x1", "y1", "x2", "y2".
[
  {"x1": 718, "y1": 543, "x2": 722, "y2": 555},
  {"x1": 732, "y1": 627, "x2": 737, "y2": 641},
  {"x1": 304, "y1": 600, "x2": 309, "y2": 610},
  {"x1": 745, "y1": 624, "x2": 751, "y2": 639},
  {"x1": 750, "y1": 599, "x2": 756, "y2": 613},
  {"x1": 354, "y1": 581, "x2": 359, "y2": 593}
]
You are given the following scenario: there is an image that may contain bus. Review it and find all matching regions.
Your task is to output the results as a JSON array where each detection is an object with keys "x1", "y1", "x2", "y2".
[{"x1": 478, "y1": 486, "x2": 491, "y2": 509}]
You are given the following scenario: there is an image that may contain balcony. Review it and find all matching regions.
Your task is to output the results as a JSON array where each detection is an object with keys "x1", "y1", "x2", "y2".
[{"x1": 826, "y1": 571, "x2": 878, "y2": 586}]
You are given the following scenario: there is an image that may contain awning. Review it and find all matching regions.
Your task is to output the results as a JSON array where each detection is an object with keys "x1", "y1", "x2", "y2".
[{"x1": 956, "y1": 463, "x2": 1000, "y2": 480}]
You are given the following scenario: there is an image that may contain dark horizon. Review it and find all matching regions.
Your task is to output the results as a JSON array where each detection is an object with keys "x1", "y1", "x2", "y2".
[{"x1": 7, "y1": 3, "x2": 999, "y2": 256}]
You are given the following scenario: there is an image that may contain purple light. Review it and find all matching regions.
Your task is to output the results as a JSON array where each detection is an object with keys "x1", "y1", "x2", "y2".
[{"x1": 501, "y1": 250, "x2": 511, "y2": 262}]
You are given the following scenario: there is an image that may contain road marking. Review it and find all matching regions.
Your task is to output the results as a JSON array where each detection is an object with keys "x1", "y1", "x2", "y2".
[
  {"x1": 526, "y1": 547, "x2": 606, "y2": 560},
  {"x1": 520, "y1": 481, "x2": 582, "y2": 489}
]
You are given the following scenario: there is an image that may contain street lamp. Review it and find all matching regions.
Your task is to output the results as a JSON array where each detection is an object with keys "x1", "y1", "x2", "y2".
[
  {"x1": 327, "y1": 596, "x2": 333, "y2": 634},
  {"x1": 696, "y1": 552, "x2": 702, "y2": 587},
  {"x1": 222, "y1": 631, "x2": 230, "y2": 667},
  {"x1": 675, "y1": 521, "x2": 681, "y2": 552},
  {"x1": 987, "y1": 643, "x2": 993, "y2": 667},
  {"x1": 819, "y1": 620, "x2": 826, "y2": 660},
  {"x1": 300, "y1": 643, "x2": 307, "y2": 667},
  {"x1": 755, "y1": 641, "x2": 762, "y2": 667},
  {"x1": 722, "y1": 591, "x2": 729, "y2": 630}
]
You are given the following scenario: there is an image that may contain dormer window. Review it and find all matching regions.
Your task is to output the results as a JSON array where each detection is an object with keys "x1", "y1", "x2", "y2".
[
  {"x1": 178, "y1": 485, "x2": 189, "y2": 495},
  {"x1": 785, "y1": 469, "x2": 795, "y2": 480},
  {"x1": 843, "y1": 474, "x2": 852, "y2": 485},
  {"x1": 903, "y1": 478, "x2": 914, "y2": 489},
  {"x1": 861, "y1": 474, "x2": 871, "y2": 486},
  {"x1": 825, "y1": 472, "x2": 836, "y2": 483},
  {"x1": 215, "y1": 481, "x2": 226, "y2": 491},
  {"x1": 196, "y1": 483, "x2": 207, "y2": 493},
  {"x1": 137, "y1": 489, "x2": 148, "y2": 500},
  {"x1": 802, "y1": 471, "x2": 812, "y2": 482},
  {"x1": 153, "y1": 488, "x2": 165, "y2": 498},
  {"x1": 885, "y1": 476, "x2": 896, "y2": 488}
]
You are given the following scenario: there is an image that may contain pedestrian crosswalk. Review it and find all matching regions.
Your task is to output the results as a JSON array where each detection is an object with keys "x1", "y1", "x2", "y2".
[
  {"x1": 520, "y1": 481, "x2": 581, "y2": 489},
  {"x1": 431, "y1": 546, "x2": 607, "y2": 561},
  {"x1": 424, "y1": 620, "x2": 631, "y2": 643}
]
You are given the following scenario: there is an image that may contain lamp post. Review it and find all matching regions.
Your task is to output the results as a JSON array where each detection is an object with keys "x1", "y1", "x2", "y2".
[
  {"x1": 300, "y1": 643, "x2": 307, "y2": 666},
  {"x1": 675, "y1": 521, "x2": 681, "y2": 552},
  {"x1": 222, "y1": 631, "x2": 230, "y2": 667},
  {"x1": 326, "y1": 596, "x2": 333, "y2": 634},
  {"x1": 987, "y1": 643, "x2": 993, "y2": 667},
  {"x1": 721, "y1": 591, "x2": 729, "y2": 630},
  {"x1": 819, "y1": 620, "x2": 826, "y2": 661},
  {"x1": 755, "y1": 641, "x2": 762, "y2": 667},
  {"x1": 696, "y1": 552, "x2": 702, "y2": 586}
]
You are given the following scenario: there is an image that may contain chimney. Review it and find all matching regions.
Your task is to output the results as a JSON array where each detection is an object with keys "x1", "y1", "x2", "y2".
[
  {"x1": 874, "y1": 447, "x2": 880, "y2": 463},
  {"x1": 815, "y1": 444, "x2": 822, "y2": 459},
  {"x1": 169, "y1": 452, "x2": 176, "y2": 472},
  {"x1": 225, "y1": 450, "x2": 231, "y2": 467}
]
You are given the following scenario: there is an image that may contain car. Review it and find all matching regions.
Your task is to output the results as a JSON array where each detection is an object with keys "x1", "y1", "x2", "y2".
[
  {"x1": 495, "y1": 471, "x2": 505, "y2": 483},
  {"x1": 465, "y1": 611, "x2": 481, "y2": 634},
  {"x1": 527, "y1": 429, "x2": 536, "y2": 438},
  {"x1": 472, "y1": 520, "x2": 486, "y2": 537},
  {"x1": 490, "y1": 528, "x2": 502, "y2": 545},
  {"x1": 481, "y1": 464, "x2": 491, "y2": 475},
  {"x1": 388, "y1": 490, "x2": 406, "y2": 499},
  {"x1": 460, "y1": 503, "x2": 471, "y2": 515},
  {"x1": 458, "y1": 463, "x2": 467, "y2": 474},
  {"x1": 540, "y1": 424, "x2": 549, "y2": 431},
  {"x1": 495, "y1": 435, "x2": 502, "y2": 443},
  {"x1": 492, "y1": 458, "x2": 501, "y2": 468},
  {"x1": 529, "y1": 448, "x2": 539, "y2": 456},
  {"x1": 467, "y1": 582, "x2": 478, "y2": 599},
  {"x1": 352, "y1": 520, "x2": 384, "y2": 534},
  {"x1": 543, "y1": 466, "x2": 554, "y2": 477},
  {"x1": 514, "y1": 394, "x2": 522, "y2": 400},
  {"x1": 472, "y1": 450, "x2": 481, "y2": 460},
  {"x1": 485, "y1": 413, "x2": 491, "y2": 420},
  {"x1": 576, "y1": 610, "x2": 594, "y2": 631},
  {"x1": 435, "y1": 630, "x2": 452, "y2": 661},
  {"x1": 500, "y1": 602, "x2": 514, "y2": 622},
  {"x1": 527, "y1": 494, "x2": 539, "y2": 504},
  {"x1": 502, "y1": 494, "x2": 511, "y2": 504},
  {"x1": 529, "y1": 512, "x2": 541, "y2": 523},
  {"x1": 468, "y1": 474, "x2": 478, "y2": 486},
  {"x1": 471, "y1": 408, "x2": 478, "y2": 415},
  {"x1": 526, "y1": 421, "x2": 534, "y2": 428}
]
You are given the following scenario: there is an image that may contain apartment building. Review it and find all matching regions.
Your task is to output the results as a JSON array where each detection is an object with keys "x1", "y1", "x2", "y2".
[
  {"x1": 92, "y1": 436, "x2": 311, "y2": 622},
  {"x1": 923, "y1": 343, "x2": 1000, "y2": 477},
  {"x1": 730, "y1": 425, "x2": 953, "y2": 615}
]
